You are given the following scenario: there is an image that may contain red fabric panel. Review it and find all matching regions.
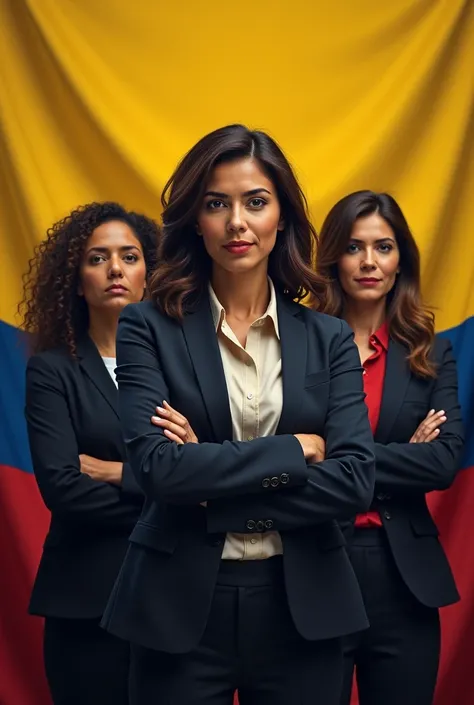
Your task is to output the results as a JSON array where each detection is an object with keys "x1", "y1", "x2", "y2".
[{"x1": 0, "y1": 464, "x2": 51, "y2": 705}]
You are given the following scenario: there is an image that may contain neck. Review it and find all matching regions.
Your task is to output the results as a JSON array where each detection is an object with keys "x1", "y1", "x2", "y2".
[
  {"x1": 344, "y1": 299, "x2": 387, "y2": 345},
  {"x1": 88, "y1": 311, "x2": 119, "y2": 358},
  {"x1": 211, "y1": 265, "x2": 270, "y2": 320}
]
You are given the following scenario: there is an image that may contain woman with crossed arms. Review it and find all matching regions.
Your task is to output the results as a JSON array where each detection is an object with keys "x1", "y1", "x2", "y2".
[
  {"x1": 22, "y1": 202, "x2": 159, "y2": 705},
  {"x1": 316, "y1": 191, "x2": 464, "y2": 705},
  {"x1": 102, "y1": 125, "x2": 376, "y2": 704}
]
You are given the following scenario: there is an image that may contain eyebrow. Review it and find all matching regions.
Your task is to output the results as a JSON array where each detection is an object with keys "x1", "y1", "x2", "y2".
[
  {"x1": 349, "y1": 237, "x2": 396, "y2": 243},
  {"x1": 204, "y1": 188, "x2": 272, "y2": 198},
  {"x1": 86, "y1": 245, "x2": 141, "y2": 255}
]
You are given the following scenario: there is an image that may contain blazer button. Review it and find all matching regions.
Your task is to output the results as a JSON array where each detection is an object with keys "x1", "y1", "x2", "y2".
[
  {"x1": 264, "y1": 519, "x2": 274, "y2": 529},
  {"x1": 262, "y1": 478, "x2": 271, "y2": 488},
  {"x1": 384, "y1": 511, "x2": 391, "y2": 520},
  {"x1": 246, "y1": 520, "x2": 256, "y2": 530},
  {"x1": 376, "y1": 493, "x2": 385, "y2": 501},
  {"x1": 270, "y1": 476, "x2": 280, "y2": 487},
  {"x1": 280, "y1": 473, "x2": 289, "y2": 484},
  {"x1": 256, "y1": 520, "x2": 264, "y2": 532}
]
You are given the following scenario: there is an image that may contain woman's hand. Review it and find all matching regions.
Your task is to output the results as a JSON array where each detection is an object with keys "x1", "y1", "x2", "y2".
[
  {"x1": 294, "y1": 434, "x2": 326, "y2": 463},
  {"x1": 151, "y1": 400, "x2": 199, "y2": 444},
  {"x1": 79, "y1": 455, "x2": 123, "y2": 485},
  {"x1": 409, "y1": 409, "x2": 446, "y2": 443}
]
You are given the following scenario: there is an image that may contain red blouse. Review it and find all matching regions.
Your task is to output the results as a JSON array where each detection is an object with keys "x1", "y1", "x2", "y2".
[{"x1": 354, "y1": 322, "x2": 389, "y2": 528}]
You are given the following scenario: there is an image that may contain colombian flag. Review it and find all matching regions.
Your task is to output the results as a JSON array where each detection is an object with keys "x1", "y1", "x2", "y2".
[
  {"x1": 1, "y1": 316, "x2": 473, "y2": 705},
  {"x1": 1, "y1": 2, "x2": 473, "y2": 704}
]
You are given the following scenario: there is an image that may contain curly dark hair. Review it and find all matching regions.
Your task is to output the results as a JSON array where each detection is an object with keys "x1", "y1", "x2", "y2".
[{"x1": 19, "y1": 201, "x2": 160, "y2": 356}]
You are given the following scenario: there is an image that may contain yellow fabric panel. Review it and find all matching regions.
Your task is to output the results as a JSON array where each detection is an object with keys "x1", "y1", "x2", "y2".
[{"x1": 1, "y1": 0, "x2": 473, "y2": 331}]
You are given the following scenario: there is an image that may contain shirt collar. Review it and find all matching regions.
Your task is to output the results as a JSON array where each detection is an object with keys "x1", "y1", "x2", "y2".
[
  {"x1": 208, "y1": 278, "x2": 280, "y2": 340},
  {"x1": 372, "y1": 321, "x2": 389, "y2": 351}
]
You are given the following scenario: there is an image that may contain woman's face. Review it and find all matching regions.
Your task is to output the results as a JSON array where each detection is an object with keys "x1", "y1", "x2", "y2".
[
  {"x1": 79, "y1": 220, "x2": 147, "y2": 315},
  {"x1": 196, "y1": 157, "x2": 284, "y2": 279},
  {"x1": 337, "y1": 213, "x2": 400, "y2": 305}
]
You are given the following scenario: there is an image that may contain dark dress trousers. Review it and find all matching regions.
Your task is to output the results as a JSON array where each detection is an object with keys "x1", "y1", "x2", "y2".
[
  {"x1": 25, "y1": 337, "x2": 143, "y2": 705},
  {"x1": 101, "y1": 292, "x2": 376, "y2": 703},
  {"x1": 341, "y1": 337, "x2": 464, "y2": 705}
]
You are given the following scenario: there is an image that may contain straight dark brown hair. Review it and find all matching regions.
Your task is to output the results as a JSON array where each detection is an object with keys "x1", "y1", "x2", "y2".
[
  {"x1": 149, "y1": 124, "x2": 326, "y2": 317},
  {"x1": 316, "y1": 190, "x2": 436, "y2": 378}
]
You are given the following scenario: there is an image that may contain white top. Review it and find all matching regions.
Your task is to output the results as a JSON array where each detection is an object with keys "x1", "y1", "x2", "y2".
[{"x1": 102, "y1": 357, "x2": 118, "y2": 387}]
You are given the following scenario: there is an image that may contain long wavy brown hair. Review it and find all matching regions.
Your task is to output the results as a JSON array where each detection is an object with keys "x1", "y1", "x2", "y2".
[
  {"x1": 149, "y1": 124, "x2": 326, "y2": 317},
  {"x1": 19, "y1": 202, "x2": 160, "y2": 356},
  {"x1": 316, "y1": 190, "x2": 436, "y2": 378}
]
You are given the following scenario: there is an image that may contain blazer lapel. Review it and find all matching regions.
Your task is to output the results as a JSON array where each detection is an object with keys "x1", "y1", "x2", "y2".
[
  {"x1": 375, "y1": 339, "x2": 410, "y2": 443},
  {"x1": 276, "y1": 294, "x2": 307, "y2": 435},
  {"x1": 77, "y1": 337, "x2": 119, "y2": 419},
  {"x1": 181, "y1": 298, "x2": 233, "y2": 443}
]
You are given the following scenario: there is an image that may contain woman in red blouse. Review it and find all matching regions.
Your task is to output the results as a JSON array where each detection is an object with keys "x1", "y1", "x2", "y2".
[{"x1": 316, "y1": 191, "x2": 464, "y2": 705}]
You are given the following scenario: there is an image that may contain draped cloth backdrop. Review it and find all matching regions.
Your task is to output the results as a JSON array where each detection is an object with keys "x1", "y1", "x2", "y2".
[{"x1": 0, "y1": 1, "x2": 473, "y2": 704}]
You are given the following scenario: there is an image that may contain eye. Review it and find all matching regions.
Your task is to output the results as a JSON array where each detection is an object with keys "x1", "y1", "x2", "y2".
[
  {"x1": 378, "y1": 243, "x2": 393, "y2": 253},
  {"x1": 248, "y1": 197, "x2": 267, "y2": 209},
  {"x1": 123, "y1": 253, "x2": 139, "y2": 263},
  {"x1": 206, "y1": 199, "x2": 227, "y2": 210},
  {"x1": 89, "y1": 254, "x2": 106, "y2": 265},
  {"x1": 346, "y1": 243, "x2": 360, "y2": 254}
]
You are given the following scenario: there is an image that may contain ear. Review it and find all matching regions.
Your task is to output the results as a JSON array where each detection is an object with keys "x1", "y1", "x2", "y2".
[
  {"x1": 196, "y1": 223, "x2": 202, "y2": 236},
  {"x1": 77, "y1": 283, "x2": 83, "y2": 296},
  {"x1": 277, "y1": 217, "x2": 285, "y2": 232}
]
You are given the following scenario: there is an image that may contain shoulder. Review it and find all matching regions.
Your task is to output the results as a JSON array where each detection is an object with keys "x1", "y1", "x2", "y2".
[
  {"x1": 279, "y1": 299, "x2": 356, "y2": 366},
  {"x1": 26, "y1": 347, "x2": 77, "y2": 399},
  {"x1": 117, "y1": 302, "x2": 184, "y2": 355},
  {"x1": 27, "y1": 346, "x2": 73, "y2": 374},
  {"x1": 119, "y1": 301, "x2": 179, "y2": 330},
  {"x1": 432, "y1": 335, "x2": 452, "y2": 360},
  {"x1": 432, "y1": 336, "x2": 457, "y2": 381},
  {"x1": 119, "y1": 300, "x2": 155, "y2": 322},
  {"x1": 387, "y1": 334, "x2": 451, "y2": 361},
  {"x1": 292, "y1": 301, "x2": 350, "y2": 340},
  {"x1": 298, "y1": 303, "x2": 345, "y2": 330}
]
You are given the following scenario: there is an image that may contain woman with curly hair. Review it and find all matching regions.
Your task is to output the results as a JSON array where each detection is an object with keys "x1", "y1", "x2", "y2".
[
  {"x1": 315, "y1": 191, "x2": 464, "y2": 705},
  {"x1": 20, "y1": 201, "x2": 160, "y2": 705}
]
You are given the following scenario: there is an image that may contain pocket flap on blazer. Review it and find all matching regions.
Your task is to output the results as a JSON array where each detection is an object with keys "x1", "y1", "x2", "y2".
[
  {"x1": 129, "y1": 522, "x2": 178, "y2": 554},
  {"x1": 304, "y1": 370, "x2": 330, "y2": 389},
  {"x1": 410, "y1": 513, "x2": 439, "y2": 537}
]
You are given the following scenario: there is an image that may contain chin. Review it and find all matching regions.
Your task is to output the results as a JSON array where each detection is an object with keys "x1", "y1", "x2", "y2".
[
  {"x1": 102, "y1": 297, "x2": 133, "y2": 311},
  {"x1": 218, "y1": 259, "x2": 262, "y2": 275},
  {"x1": 351, "y1": 290, "x2": 386, "y2": 303}
]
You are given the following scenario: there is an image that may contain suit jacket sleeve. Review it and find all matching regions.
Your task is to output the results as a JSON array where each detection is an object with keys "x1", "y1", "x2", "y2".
[
  {"x1": 26, "y1": 355, "x2": 140, "y2": 526},
  {"x1": 120, "y1": 462, "x2": 143, "y2": 498},
  {"x1": 206, "y1": 319, "x2": 376, "y2": 533},
  {"x1": 116, "y1": 304, "x2": 310, "y2": 505},
  {"x1": 374, "y1": 340, "x2": 464, "y2": 494}
]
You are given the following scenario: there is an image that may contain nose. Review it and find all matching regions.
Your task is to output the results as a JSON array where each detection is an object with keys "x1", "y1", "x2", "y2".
[
  {"x1": 108, "y1": 256, "x2": 124, "y2": 278},
  {"x1": 360, "y1": 248, "x2": 377, "y2": 270},
  {"x1": 227, "y1": 204, "x2": 247, "y2": 233}
]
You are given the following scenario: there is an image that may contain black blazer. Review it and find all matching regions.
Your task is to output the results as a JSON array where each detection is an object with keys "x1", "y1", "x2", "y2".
[
  {"x1": 25, "y1": 337, "x2": 143, "y2": 619},
  {"x1": 363, "y1": 337, "x2": 463, "y2": 608},
  {"x1": 102, "y1": 293, "x2": 376, "y2": 654}
]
